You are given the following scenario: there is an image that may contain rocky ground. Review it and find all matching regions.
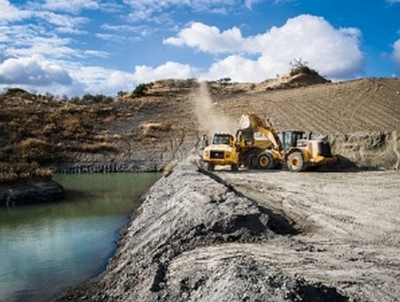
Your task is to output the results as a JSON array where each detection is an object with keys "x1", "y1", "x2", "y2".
[{"x1": 56, "y1": 162, "x2": 400, "y2": 302}]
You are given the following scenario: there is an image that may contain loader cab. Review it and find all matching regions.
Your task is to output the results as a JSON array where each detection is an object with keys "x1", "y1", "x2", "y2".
[{"x1": 281, "y1": 131, "x2": 307, "y2": 151}]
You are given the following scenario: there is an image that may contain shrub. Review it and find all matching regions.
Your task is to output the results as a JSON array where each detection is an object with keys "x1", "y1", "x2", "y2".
[
  {"x1": 289, "y1": 59, "x2": 318, "y2": 77},
  {"x1": 81, "y1": 94, "x2": 114, "y2": 104},
  {"x1": 4, "y1": 87, "x2": 31, "y2": 96},
  {"x1": 133, "y1": 83, "x2": 151, "y2": 97}
]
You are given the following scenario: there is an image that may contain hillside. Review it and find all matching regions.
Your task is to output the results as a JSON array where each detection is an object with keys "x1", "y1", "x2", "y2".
[{"x1": 0, "y1": 76, "x2": 399, "y2": 174}]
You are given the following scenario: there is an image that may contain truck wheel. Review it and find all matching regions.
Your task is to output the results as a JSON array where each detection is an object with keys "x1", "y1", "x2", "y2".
[
  {"x1": 287, "y1": 152, "x2": 304, "y2": 172},
  {"x1": 206, "y1": 163, "x2": 215, "y2": 171},
  {"x1": 231, "y1": 164, "x2": 239, "y2": 171},
  {"x1": 246, "y1": 154, "x2": 258, "y2": 169},
  {"x1": 257, "y1": 152, "x2": 275, "y2": 169}
]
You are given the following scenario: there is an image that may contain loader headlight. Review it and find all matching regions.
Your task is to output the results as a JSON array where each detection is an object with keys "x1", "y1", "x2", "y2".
[{"x1": 225, "y1": 151, "x2": 231, "y2": 158}]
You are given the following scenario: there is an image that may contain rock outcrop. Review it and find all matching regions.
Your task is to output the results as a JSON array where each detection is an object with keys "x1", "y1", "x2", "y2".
[
  {"x1": 56, "y1": 163, "x2": 347, "y2": 301},
  {"x1": 0, "y1": 179, "x2": 66, "y2": 206}
]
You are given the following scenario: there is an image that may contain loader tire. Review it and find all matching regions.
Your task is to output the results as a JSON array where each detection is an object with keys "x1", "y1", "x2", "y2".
[
  {"x1": 287, "y1": 152, "x2": 304, "y2": 172},
  {"x1": 257, "y1": 152, "x2": 275, "y2": 170},
  {"x1": 206, "y1": 163, "x2": 215, "y2": 171}
]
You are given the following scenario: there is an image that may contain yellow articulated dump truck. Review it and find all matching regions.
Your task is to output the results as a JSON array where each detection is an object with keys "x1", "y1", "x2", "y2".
[
  {"x1": 202, "y1": 133, "x2": 239, "y2": 171},
  {"x1": 202, "y1": 113, "x2": 336, "y2": 172}
]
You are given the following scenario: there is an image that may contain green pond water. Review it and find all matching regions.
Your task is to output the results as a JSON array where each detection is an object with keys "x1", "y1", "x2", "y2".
[{"x1": 0, "y1": 172, "x2": 160, "y2": 302}]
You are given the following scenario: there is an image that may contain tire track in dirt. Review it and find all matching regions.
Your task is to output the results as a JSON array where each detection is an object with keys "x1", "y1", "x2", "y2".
[
  {"x1": 340, "y1": 80, "x2": 373, "y2": 128},
  {"x1": 284, "y1": 99, "x2": 334, "y2": 134}
]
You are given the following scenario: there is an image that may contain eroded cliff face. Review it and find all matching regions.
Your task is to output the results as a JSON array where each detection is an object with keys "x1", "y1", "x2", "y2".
[
  {"x1": 55, "y1": 163, "x2": 347, "y2": 302},
  {"x1": 328, "y1": 131, "x2": 400, "y2": 170}
]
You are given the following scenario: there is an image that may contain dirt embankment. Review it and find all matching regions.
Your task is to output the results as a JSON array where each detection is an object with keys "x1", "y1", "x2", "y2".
[
  {"x1": 56, "y1": 163, "x2": 400, "y2": 302},
  {"x1": 56, "y1": 163, "x2": 348, "y2": 302}
]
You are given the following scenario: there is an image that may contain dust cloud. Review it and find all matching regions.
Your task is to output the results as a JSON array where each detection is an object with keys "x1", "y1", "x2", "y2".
[{"x1": 192, "y1": 82, "x2": 236, "y2": 137}]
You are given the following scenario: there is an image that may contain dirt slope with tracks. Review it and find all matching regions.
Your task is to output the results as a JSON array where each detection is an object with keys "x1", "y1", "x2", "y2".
[{"x1": 214, "y1": 78, "x2": 400, "y2": 134}]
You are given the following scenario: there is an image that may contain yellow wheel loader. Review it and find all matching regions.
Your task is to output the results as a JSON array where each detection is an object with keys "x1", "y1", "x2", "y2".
[{"x1": 236, "y1": 113, "x2": 336, "y2": 171}]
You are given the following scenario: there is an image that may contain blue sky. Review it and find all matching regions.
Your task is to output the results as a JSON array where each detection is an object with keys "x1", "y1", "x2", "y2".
[{"x1": 1, "y1": 0, "x2": 400, "y2": 97}]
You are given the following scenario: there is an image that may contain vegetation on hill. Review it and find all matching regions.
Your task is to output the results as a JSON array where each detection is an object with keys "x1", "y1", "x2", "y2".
[{"x1": 0, "y1": 88, "x2": 119, "y2": 183}]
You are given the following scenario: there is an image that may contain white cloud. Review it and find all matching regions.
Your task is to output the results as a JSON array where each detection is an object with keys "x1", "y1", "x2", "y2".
[
  {"x1": 6, "y1": 35, "x2": 79, "y2": 59},
  {"x1": 165, "y1": 15, "x2": 364, "y2": 80},
  {"x1": 0, "y1": 0, "x2": 24, "y2": 23},
  {"x1": 132, "y1": 61, "x2": 197, "y2": 83},
  {"x1": 164, "y1": 22, "x2": 243, "y2": 53},
  {"x1": 34, "y1": 12, "x2": 89, "y2": 34},
  {"x1": 95, "y1": 33, "x2": 127, "y2": 42},
  {"x1": 203, "y1": 55, "x2": 266, "y2": 82},
  {"x1": 101, "y1": 24, "x2": 154, "y2": 37},
  {"x1": 258, "y1": 15, "x2": 363, "y2": 78},
  {"x1": 123, "y1": 0, "x2": 242, "y2": 22},
  {"x1": 42, "y1": 0, "x2": 100, "y2": 14},
  {"x1": 0, "y1": 55, "x2": 73, "y2": 86},
  {"x1": 70, "y1": 66, "x2": 135, "y2": 94},
  {"x1": 83, "y1": 50, "x2": 109, "y2": 58},
  {"x1": 392, "y1": 39, "x2": 400, "y2": 64}
]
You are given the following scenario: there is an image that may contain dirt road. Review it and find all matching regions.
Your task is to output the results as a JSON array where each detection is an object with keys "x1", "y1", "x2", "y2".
[{"x1": 217, "y1": 169, "x2": 400, "y2": 301}]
